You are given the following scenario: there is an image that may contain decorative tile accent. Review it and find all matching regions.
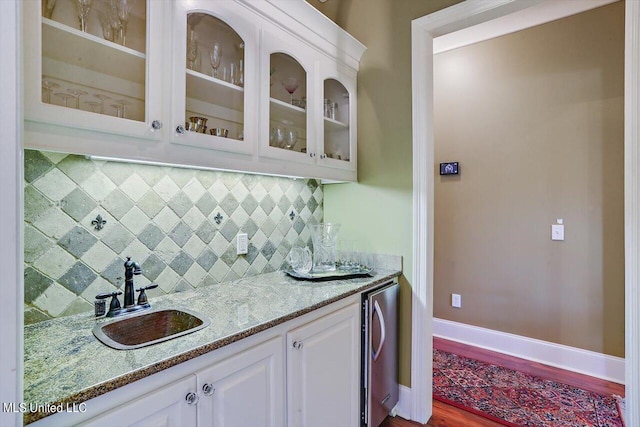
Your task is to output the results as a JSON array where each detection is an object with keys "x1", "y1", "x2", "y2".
[{"x1": 23, "y1": 150, "x2": 323, "y2": 321}]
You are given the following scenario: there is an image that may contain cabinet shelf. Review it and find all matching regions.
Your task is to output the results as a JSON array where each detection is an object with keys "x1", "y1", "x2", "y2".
[
  {"x1": 42, "y1": 18, "x2": 145, "y2": 84},
  {"x1": 324, "y1": 117, "x2": 349, "y2": 131},
  {"x1": 270, "y1": 98, "x2": 306, "y2": 128},
  {"x1": 186, "y1": 69, "x2": 244, "y2": 112}
]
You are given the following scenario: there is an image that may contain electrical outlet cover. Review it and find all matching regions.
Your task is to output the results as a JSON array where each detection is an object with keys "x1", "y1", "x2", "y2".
[{"x1": 237, "y1": 233, "x2": 248, "y2": 255}]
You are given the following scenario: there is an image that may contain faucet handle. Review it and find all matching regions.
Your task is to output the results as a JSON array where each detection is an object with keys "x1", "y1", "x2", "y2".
[
  {"x1": 136, "y1": 284, "x2": 158, "y2": 306},
  {"x1": 96, "y1": 290, "x2": 123, "y2": 315}
]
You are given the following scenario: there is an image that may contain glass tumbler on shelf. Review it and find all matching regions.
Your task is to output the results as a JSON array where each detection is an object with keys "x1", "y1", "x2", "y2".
[
  {"x1": 309, "y1": 223, "x2": 341, "y2": 272},
  {"x1": 73, "y1": 0, "x2": 93, "y2": 33},
  {"x1": 42, "y1": 79, "x2": 60, "y2": 104},
  {"x1": 42, "y1": 0, "x2": 57, "y2": 19}
]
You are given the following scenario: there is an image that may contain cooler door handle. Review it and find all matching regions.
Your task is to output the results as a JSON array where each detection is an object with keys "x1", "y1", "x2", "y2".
[{"x1": 372, "y1": 300, "x2": 386, "y2": 362}]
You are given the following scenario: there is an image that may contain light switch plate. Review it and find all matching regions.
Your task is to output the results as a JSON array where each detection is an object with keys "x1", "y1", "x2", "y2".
[
  {"x1": 552, "y1": 224, "x2": 564, "y2": 241},
  {"x1": 237, "y1": 233, "x2": 248, "y2": 254}
]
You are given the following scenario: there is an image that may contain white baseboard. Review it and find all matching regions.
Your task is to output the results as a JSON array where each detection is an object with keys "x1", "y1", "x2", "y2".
[
  {"x1": 394, "y1": 385, "x2": 412, "y2": 420},
  {"x1": 433, "y1": 318, "x2": 625, "y2": 384}
]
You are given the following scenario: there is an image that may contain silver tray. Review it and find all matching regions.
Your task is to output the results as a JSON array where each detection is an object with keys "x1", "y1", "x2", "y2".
[{"x1": 284, "y1": 266, "x2": 373, "y2": 281}]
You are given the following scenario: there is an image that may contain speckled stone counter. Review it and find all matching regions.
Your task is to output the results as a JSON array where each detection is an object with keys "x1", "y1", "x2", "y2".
[{"x1": 24, "y1": 268, "x2": 400, "y2": 424}]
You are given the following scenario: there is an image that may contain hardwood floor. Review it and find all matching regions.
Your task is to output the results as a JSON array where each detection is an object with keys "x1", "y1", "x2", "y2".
[{"x1": 380, "y1": 338, "x2": 625, "y2": 427}]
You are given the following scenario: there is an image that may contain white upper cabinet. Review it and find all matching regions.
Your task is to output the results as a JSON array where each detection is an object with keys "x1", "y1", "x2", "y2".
[
  {"x1": 171, "y1": 1, "x2": 258, "y2": 155},
  {"x1": 23, "y1": 0, "x2": 365, "y2": 182},
  {"x1": 24, "y1": 0, "x2": 164, "y2": 141}
]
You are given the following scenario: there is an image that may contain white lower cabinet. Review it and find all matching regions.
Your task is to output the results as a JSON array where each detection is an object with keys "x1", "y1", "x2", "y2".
[
  {"x1": 78, "y1": 375, "x2": 198, "y2": 427},
  {"x1": 63, "y1": 300, "x2": 360, "y2": 427},
  {"x1": 287, "y1": 303, "x2": 361, "y2": 427},
  {"x1": 196, "y1": 337, "x2": 284, "y2": 427}
]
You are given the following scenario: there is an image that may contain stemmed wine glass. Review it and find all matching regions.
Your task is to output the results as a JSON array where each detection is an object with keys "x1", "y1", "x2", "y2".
[
  {"x1": 209, "y1": 43, "x2": 222, "y2": 78},
  {"x1": 281, "y1": 77, "x2": 299, "y2": 104},
  {"x1": 113, "y1": 99, "x2": 131, "y2": 118},
  {"x1": 284, "y1": 129, "x2": 298, "y2": 150},
  {"x1": 42, "y1": 79, "x2": 60, "y2": 104},
  {"x1": 74, "y1": 0, "x2": 93, "y2": 32},
  {"x1": 84, "y1": 101, "x2": 101, "y2": 113},
  {"x1": 94, "y1": 94, "x2": 111, "y2": 114},
  {"x1": 115, "y1": 0, "x2": 133, "y2": 47},
  {"x1": 186, "y1": 30, "x2": 199, "y2": 70},
  {"x1": 54, "y1": 93, "x2": 75, "y2": 108},
  {"x1": 42, "y1": 0, "x2": 57, "y2": 19},
  {"x1": 67, "y1": 88, "x2": 88, "y2": 109}
]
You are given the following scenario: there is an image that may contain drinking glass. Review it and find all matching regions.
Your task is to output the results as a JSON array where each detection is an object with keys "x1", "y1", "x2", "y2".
[
  {"x1": 115, "y1": 0, "x2": 133, "y2": 47},
  {"x1": 282, "y1": 77, "x2": 299, "y2": 104},
  {"x1": 114, "y1": 99, "x2": 131, "y2": 118},
  {"x1": 42, "y1": 0, "x2": 57, "y2": 19},
  {"x1": 42, "y1": 79, "x2": 60, "y2": 104},
  {"x1": 111, "y1": 103, "x2": 124, "y2": 118},
  {"x1": 74, "y1": 0, "x2": 93, "y2": 32},
  {"x1": 67, "y1": 88, "x2": 88, "y2": 109},
  {"x1": 288, "y1": 247, "x2": 313, "y2": 275},
  {"x1": 284, "y1": 129, "x2": 297, "y2": 150},
  {"x1": 94, "y1": 94, "x2": 111, "y2": 114},
  {"x1": 54, "y1": 93, "x2": 75, "y2": 108},
  {"x1": 274, "y1": 127, "x2": 285, "y2": 148},
  {"x1": 186, "y1": 30, "x2": 199, "y2": 71},
  {"x1": 209, "y1": 43, "x2": 222, "y2": 78},
  {"x1": 99, "y1": 7, "x2": 115, "y2": 42},
  {"x1": 84, "y1": 101, "x2": 102, "y2": 113}
]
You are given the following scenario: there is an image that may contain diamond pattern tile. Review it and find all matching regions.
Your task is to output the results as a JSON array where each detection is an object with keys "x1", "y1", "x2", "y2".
[
  {"x1": 24, "y1": 150, "x2": 324, "y2": 322},
  {"x1": 33, "y1": 169, "x2": 76, "y2": 202},
  {"x1": 101, "y1": 189, "x2": 134, "y2": 220},
  {"x1": 57, "y1": 226, "x2": 98, "y2": 258}
]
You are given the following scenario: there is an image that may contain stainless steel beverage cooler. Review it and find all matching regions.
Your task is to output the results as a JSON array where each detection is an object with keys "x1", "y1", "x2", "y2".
[{"x1": 361, "y1": 281, "x2": 399, "y2": 427}]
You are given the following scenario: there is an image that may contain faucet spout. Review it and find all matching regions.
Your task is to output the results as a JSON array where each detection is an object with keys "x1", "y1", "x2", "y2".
[{"x1": 123, "y1": 257, "x2": 142, "y2": 308}]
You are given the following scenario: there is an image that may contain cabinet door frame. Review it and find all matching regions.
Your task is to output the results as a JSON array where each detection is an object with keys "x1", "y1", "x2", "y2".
[
  {"x1": 317, "y1": 59, "x2": 358, "y2": 172},
  {"x1": 286, "y1": 302, "x2": 361, "y2": 427},
  {"x1": 259, "y1": 29, "x2": 319, "y2": 165},
  {"x1": 23, "y1": 0, "x2": 165, "y2": 143},
  {"x1": 170, "y1": 0, "x2": 258, "y2": 156},
  {"x1": 195, "y1": 336, "x2": 285, "y2": 427},
  {"x1": 77, "y1": 375, "x2": 198, "y2": 427}
]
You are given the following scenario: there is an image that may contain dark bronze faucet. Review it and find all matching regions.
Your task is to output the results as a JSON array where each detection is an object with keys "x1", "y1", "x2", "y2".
[
  {"x1": 123, "y1": 257, "x2": 142, "y2": 308},
  {"x1": 96, "y1": 257, "x2": 158, "y2": 317}
]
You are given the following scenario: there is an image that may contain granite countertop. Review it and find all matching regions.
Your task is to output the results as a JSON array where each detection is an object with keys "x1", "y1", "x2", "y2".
[{"x1": 24, "y1": 268, "x2": 400, "y2": 424}]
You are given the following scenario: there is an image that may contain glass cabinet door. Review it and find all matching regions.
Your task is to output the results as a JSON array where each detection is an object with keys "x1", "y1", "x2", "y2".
[
  {"x1": 322, "y1": 79, "x2": 351, "y2": 164},
  {"x1": 25, "y1": 0, "x2": 163, "y2": 139},
  {"x1": 172, "y1": 4, "x2": 255, "y2": 155},
  {"x1": 269, "y1": 53, "x2": 308, "y2": 156}
]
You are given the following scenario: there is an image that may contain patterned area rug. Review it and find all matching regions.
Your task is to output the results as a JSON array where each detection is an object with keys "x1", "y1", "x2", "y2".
[{"x1": 433, "y1": 349, "x2": 624, "y2": 426}]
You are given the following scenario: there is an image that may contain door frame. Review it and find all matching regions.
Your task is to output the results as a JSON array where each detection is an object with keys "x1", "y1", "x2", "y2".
[{"x1": 410, "y1": 0, "x2": 639, "y2": 423}]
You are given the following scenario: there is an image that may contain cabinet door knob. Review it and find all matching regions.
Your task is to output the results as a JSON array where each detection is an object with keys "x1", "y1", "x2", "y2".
[
  {"x1": 309, "y1": 152, "x2": 316, "y2": 158},
  {"x1": 320, "y1": 153, "x2": 326, "y2": 159},
  {"x1": 151, "y1": 120, "x2": 163, "y2": 130},
  {"x1": 202, "y1": 383, "x2": 215, "y2": 396},
  {"x1": 292, "y1": 341, "x2": 303, "y2": 349},
  {"x1": 185, "y1": 392, "x2": 199, "y2": 405},
  {"x1": 176, "y1": 125, "x2": 186, "y2": 134}
]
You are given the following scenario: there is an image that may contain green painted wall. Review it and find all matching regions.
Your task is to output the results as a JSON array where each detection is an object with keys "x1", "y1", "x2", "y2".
[{"x1": 308, "y1": 0, "x2": 462, "y2": 387}]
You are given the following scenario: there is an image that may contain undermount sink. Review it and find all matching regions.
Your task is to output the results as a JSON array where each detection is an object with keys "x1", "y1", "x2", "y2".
[{"x1": 93, "y1": 308, "x2": 211, "y2": 350}]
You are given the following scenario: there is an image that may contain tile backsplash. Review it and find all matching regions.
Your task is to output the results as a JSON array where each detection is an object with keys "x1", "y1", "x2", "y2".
[{"x1": 24, "y1": 150, "x2": 323, "y2": 324}]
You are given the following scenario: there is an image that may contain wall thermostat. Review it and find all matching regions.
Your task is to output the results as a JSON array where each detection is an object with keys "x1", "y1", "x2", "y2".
[{"x1": 440, "y1": 162, "x2": 459, "y2": 175}]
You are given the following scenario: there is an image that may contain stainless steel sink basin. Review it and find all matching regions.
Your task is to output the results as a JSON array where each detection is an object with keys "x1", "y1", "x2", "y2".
[{"x1": 93, "y1": 308, "x2": 211, "y2": 350}]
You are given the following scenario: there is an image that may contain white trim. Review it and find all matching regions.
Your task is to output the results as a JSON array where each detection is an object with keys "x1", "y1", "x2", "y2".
[
  {"x1": 394, "y1": 385, "x2": 412, "y2": 421},
  {"x1": 433, "y1": 318, "x2": 625, "y2": 384},
  {"x1": 412, "y1": 0, "x2": 639, "y2": 424},
  {"x1": 434, "y1": 0, "x2": 618, "y2": 54},
  {"x1": 0, "y1": 1, "x2": 22, "y2": 427},
  {"x1": 625, "y1": 0, "x2": 640, "y2": 424}
]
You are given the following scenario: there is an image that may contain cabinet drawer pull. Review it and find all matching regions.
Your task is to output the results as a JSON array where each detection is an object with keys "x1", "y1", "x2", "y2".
[
  {"x1": 185, "y1": 392, "x2": 199, "y2": 405},
  {"x1": 292, "y1": 341, "x2": 304, "y2": 349},
  {"x1": 202, "y1": 383, "x2": 215, "y2": 396}
]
